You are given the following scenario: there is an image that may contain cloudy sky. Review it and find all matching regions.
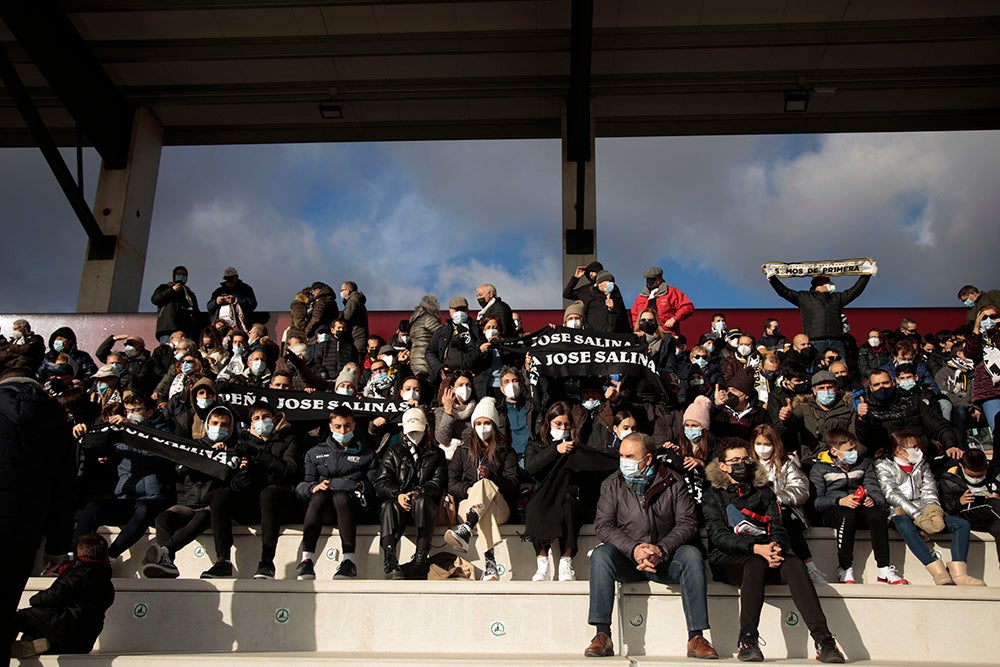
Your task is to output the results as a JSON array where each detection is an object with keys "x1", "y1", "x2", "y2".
[{"x1": 2, "y1": 130, "x2": 998, "y2": 314}]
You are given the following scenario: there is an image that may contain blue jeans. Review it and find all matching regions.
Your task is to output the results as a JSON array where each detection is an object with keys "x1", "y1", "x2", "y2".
[
  {"x1": 588, "y1": 543, "x2": 709, "y2": 632},
  {"x1": 891, "y1": 513, "x2": 971, "y2": 565},
  {"x1": 981, "y1": 398, "x2": 1000, "y2": 436}
]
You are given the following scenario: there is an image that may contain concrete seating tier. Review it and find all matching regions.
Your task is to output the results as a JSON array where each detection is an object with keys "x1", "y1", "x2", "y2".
[{"x1": 81, "y1": 524, "x2": 999, "y2": 586}]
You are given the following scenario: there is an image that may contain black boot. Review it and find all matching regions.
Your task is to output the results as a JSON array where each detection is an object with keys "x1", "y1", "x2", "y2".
[
  {"x1": 406, "y1": 549, "x2": 430, "y2": 567},
  {"x1": 383, "y1": 544, "x2": 404, "y2": 580}
]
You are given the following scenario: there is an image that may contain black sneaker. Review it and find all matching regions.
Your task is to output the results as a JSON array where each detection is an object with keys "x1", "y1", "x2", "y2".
[
  {"x1": 815, "y1": 634, "x2": 846, "y2": 663},
  {"x1": 200, "y1": 560, "x2": 233, "y2": 579},
  {"x1": 737, "y1": 631, "x2": 764, "y2": 662},
  {"x1": 444, "y1": 522, "x2": 472, "y2": 552},
  {"x1": 253, "y1": 560, "x2": 276, "y2": 580},
  {"x1": 481, "y1": 559, "x2": 499, "y2": 581},
  {"x1": 296, "y1": 559, "x2": 316, "y2": 580},
  {"x1": 142, "y1": 554, "x2": 179, "y2": 579},
  {"x1": 333, "y1": 559, "x2": 357, "y2": 579}
]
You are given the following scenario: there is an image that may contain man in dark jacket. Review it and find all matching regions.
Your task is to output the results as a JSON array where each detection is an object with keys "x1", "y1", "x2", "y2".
[
  {"x1": 151, "y1": 266, "x2": 201, "y2": 341},
  {"x1": 563, "y1": 269, "x2": 630, "y2": 334},
  {"x1": 207, "y1": 267, "x2": 258, "y2": 326},
  {"x1": 475, "y1": 283, "x2": 516, "y2": 337},
  {"x1": 1, "y1": 370, "x2": 77, "y2": 667},
  {"x1": 311, "y1": 318, "x2": 358, "y2": 380},
  {"x1": 763, "y1": 261, "x2": 876, "y2": 360},
  {"x1": 37, "y1": 327, "x2": 98, "y2": 387},
  {"x1": 341, "y1": 281, "x2": 369, "y2": 357},
  {"x1": 426, "y1": 297, "x2": 486, "y2": 382},
  {"x1": 777, "y1": 370, "x2": 858, "y2": 461},
  {"x1": 585, "y1": 433, "x2": 717, "y2": 659},
  {"x1": 703, "y1": 438, "x2": 845, "y2": 663},
  {"x1": 304, "y1": 282, "x2": 339, "y2": 340},
  {"x1": 0, "y1": 319, "x2": 45, "y2": 373},
  {"x1": 95, "y1": 334, "x2": 154, "y2": 395}
]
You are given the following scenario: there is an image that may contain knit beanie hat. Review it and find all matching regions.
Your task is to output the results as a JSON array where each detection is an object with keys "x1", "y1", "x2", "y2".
[
  {"x1": 335, "y1": 366, "x2": 358, "y2": 390},
  {"x1": 683, "y1": 395, "x2": 712, "y2": 429},
  {"x1": 564, "y1": 300, "x2": 585, "y2": 322},
  {"x1": 470, "y1": 397, "x2": 500, "y2": 426},
  {"x1": 727, "y1": 373, "x2": 755, "y2": 397}
]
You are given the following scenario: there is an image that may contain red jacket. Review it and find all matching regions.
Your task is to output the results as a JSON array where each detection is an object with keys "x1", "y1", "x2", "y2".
[{"x1": 630, "y1": 285, "x2": 695, "y2": 334}]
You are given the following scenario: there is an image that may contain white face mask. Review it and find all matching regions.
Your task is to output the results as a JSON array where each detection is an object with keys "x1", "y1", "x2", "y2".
[
  {"x1": 868, "y1": 336, "x2": 881, "y2": 348},
  {"x1": 454, "y1": 385, "x2": 472, "y2": 403},
  {"x1": 335, "y1": 386, "x2": 354, "y2": 396},
  {"x1": 550, "y1": 427, "x2": 568, "y2": 441},
  {"x1": 402, "y1": 388, "x2": 419, "y2": 402},
  {"x1": 484, "y1": 328, "x2": 499, "y2": 340},
  {"x1": 712, "y1": 321, "x2": 726, "y2": 333},
  {"x1": 565, "y1": 318, "x2": 582, "y2": 329},
  {"x1": 905, "y1": 447, "x2": 923, "y2": 464},
  {"x1": 380, "y1": 355, "x2": 394, "y2": 368},
  {"x1": 502, "y1": 382, "x2": 521, "y2": 400},
  {"x1": 754, "y1": 444, "x2": 774, "y2": 460},
  {"x1": 475, "y1": 424, "x2": 493, "y2": 441},
  {"x1": 737, "y1": 344, "x2": 753, "y2": 357},
  {"x1": 617, "y1": 428, "x2": 633, "y2": 440}
]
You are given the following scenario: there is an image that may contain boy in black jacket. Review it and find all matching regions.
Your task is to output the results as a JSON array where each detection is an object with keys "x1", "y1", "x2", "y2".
[
  {"x1": 939, "y1": 448, "x2": 1000, "y2": 565},
  {"x1": 12, "y1": 534, "x2": 115, "y2": 658},
  {"x1": 703, "y1": 437, "x2": 845, "y2": 663}
]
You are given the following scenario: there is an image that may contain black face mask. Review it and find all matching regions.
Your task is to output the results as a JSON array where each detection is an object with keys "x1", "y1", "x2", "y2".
[
  {"x1": 769, "y1": 328, "x2": 781, "y2": 337},
  {"x1": 645, "y1": 278, "x2": 659, "y2": 290},
  {"x1": 729, "y1": 462, "x2": 755, "y2": 483},
  {"x1": 477, "y1": 297, "x2": 489, "y2": 308},
  {"x1": 872, "y1": 386, "x2": 895, "y2": 402},
  {"x1": 834, "y1": 376, "x2": 851, "y2": 390},
  {"x1": 790, "y1": 382, "x2": 810, "y2": 395},
  {"x1": 725, "y1": 393, "x2": 742, "y2": 410},
  {"x1": 638, "y1": 320, "x2": 658, "y2": 334}
]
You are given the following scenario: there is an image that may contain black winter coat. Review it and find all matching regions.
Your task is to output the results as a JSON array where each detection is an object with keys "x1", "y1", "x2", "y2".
[
  {"x1": 207, "y1": 279, "x2": 258, "y2": 317},
  {"x1": 230, "y1": 417, "x2": 300, "y2": 493},
  {"x1": 856, "y1": 386, "x2": 960, "y2": 454},
  {"x1": 95, "y1": 336, "x2": 154, "y2": 394},
  {"x1": 448, "y1": 442, "x2": 519, "y2": 507},
  {"x1": 562, "y1": 276, "x2": 630, "y2": 333},
  {"x1": 426, "y1": 321, "x2": 486, "y2": 378},
  {"x1": 151, "y1": 281, "x2": 201, "y2": 338},
  {"x1": 767, "y1": 275, "x2": 870, "y2": 340},
  {"x1": 374, "y1": 441, "x2": 447, "y2": 501},
  {"x1": 37, "y1": 327, "x2": 98, "y2": 385},
  {"x1": 24, "y1": 558, "x2": 115, "y2": 653}
]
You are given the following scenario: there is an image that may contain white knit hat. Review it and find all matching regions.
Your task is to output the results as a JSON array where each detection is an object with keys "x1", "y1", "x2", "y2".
[{"x1": 470, "y1": 397, "x2": 500, "y2": 426}]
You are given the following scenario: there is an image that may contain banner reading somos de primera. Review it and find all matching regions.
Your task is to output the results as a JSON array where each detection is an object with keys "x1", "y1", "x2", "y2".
[{"x1": 502, "y1": 326, "x2": 665, "y2": 396}]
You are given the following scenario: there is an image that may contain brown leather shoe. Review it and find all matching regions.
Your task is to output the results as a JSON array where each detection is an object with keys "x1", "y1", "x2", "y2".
[
  {"x1": 584, "y1": 631, "x2": 614, "y2": 657},
  {"x1": 686, "y1": 635, "x2": 719, "y2": 659}
]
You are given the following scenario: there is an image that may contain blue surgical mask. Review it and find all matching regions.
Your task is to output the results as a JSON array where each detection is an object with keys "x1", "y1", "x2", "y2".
[
  {"x1": 582, "y1": 399, "x2": 601, "y2": 411},
  {"x1": 964, "y1": 298, "x2": 976, "y2": 308},
  {"x1": 331, "y1": 430, "x2": 354, "y2": 445},
  {"x1": 816, "y1": 390, "x2": 837, "y2": 406},
  {"x1": 96, "y1": 382, "x2": 110, "y2": 396},
  {"x1": 232, "y1": 345, "x2": 246, "y2": 357},
  {"x1": 840, "y1": 450, "x2": 859, "y2": 465},
  {"x1": 317, "y1": 333, "x2": 330, "y2": 343},
  {"x1": 174, "y1": 274, "x2": 187, "y2": 284},
  {"x1": 619, "y1": 457, "x2": 642, "y2": 477},
  {"x1": 253, "y1": 419, "x2": 275, "y2": 437},
  {"x1": 174, "y1": 350, "x2": 185, "y2": 361},
  {"x1": 53, "y1": 340, "x2": 65, "y2": 352},
  {"x1": 684, "y1": 426, "x2": 703, "y2": 443},
  {"x1": 898, "y1": 379, "x2": 917, "y2": 391},
  {"x1": 372, "y1": 372, "x2": 388, "y2": 384},
  {"x1": 693, "y1": 357, "x2": 708, "y2": 370},
  {"x1": 251, "y1": 359, "x2": 265, "y2": 374},
  {"x1": 452, "y1": 311, "x2": 468, "y2": 325},
  {"x1": 181, "y1": 361, "x2": 195, "y2": 375},
  {"x1": 206, "y1": 425, "x2": 229, "y2": 442},
  {"x1": 982, "y1": 317, "x2": 996, "y2": 331},
  {"x1": 603, "y1": 282, "x2": 615, "y2": 294},
  {"x1": 196, "y1": 397, "x2": 214, "y2": 410},
  {"x1": 112, "y1": 363, "x2": 124, "y2": 374}
]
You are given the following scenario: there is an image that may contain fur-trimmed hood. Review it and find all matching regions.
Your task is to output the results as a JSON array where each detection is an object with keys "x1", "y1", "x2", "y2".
[{"x1": 704, "y1": 459, "x2": 770, "y2": 490}]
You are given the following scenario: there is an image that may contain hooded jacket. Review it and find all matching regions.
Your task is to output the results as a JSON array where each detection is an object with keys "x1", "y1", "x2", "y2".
[
  {"x1": 938, "y1": 464, "x2": 1000, "y2": 522},
  {"x1": 767, "y1": 275, "x2": 871, "y2": 340},
  {"x1": 874, "y1": 457, "x2": 940, "y2": 518},
  {"x1": 296, "y1": 432, "x2": 376, "y2": 501},
  {"x1": 37, "y1": 327, "x2": 98, "y2": 385},
  {"x1": 171, "y1": 376, "x2": 219, "y2": 440},
  {"x1": 702, "y1": 460, "x2": 790, "y2": 569},
  {"x1": 176, "y1": 405, "x2": 236, "y2": 507},
  {"x1": 231, "y1": 412, "x2": 300, "y2": 492},
  {"x1": 808, "y1": 450, "x2": 885, "y2": 513}
]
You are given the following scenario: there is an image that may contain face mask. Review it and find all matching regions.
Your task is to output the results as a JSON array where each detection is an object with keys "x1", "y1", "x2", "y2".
[
  {"x1": 712, "y1": 321, "x2": 726, "y2": 333},
  {"x1": 905, "y1": 447, "x2": 923, "y2": 465},
  {"x1": 898, "y1": 379, "x2": 917, "y2": 391},
  {"x1": 317, "y1": 333, "x2": 330, "y2": 343},
  {"x1": 693, "y1": 357, "x2": 708, "y2": 370},
  {"x1": 402, "y1": 388, "x2": 420, "y2": 402},
  {"x1": 335, "y1": 386, "x2": 354, "y2": 396},
  {"x1": 617, "y1": 428, "x2": 633, "y2": 440},
  {"x1": 834, "y1": 376, "x2": 850, "y2": 390},
  {"x1": 603, "y1": 282, "x2": 615, "y2": 294},
  {"x1": 372, "y1": 371, "x2": 389, "y2": 385},
  {"x1": 10, "y1": 329, "x2": 24, "y2": 341},
  {"x1": 52, "y1": 339, "x2": 65, "y2": 352},
  {"x1": 963, "y1": 471, "x2": 986, "y2": 485},
  {"x1": 174, "y1": 274, "x2": 187, "y2": 284},
  {"x1": 127, "y1": 411, "x2": 146, "y2": 424},
  {"x1": 550, "y1": 427, "x2": 568, "y2": 441},
  {"x1": 180, "y1": 361, "x2": 195, "y2": 375},
  {"x1": 826, "y1": 283, "x2": 837, "y2": 292},
  {"x1": 872, "y1": 386, "x2": 895, "y2": 401},
  {"x1": 737, "y1": 344, "x2": 753, "y2": 357},
  {"x1": 206, "y1": 425, "x2": 229, "y2": 442},
  {"x1": 96, "y1": 382, "x2": 110, "y2": 396},
  {"x1": 839, "y1": 450, "x2": 859, "y2": 465},
  {"x1": 454, "y1": 385, "x2": 472, "y2": 402},
  {"x1": 253, "y1": 419, "x2": 275, "y2": 437},
  {"x1": 484, "y1": 328, "x2": 499, "y2": 340},
  {"x1": 475, "y1": 424, "x2": 493, "y2": 440},
  {"x1": 703, "y1": 343, "x2": 715, "y2": 353},
  {"x1": 399, "y1": 334, "x2": 409, "y2": 344},
  {"x1": 502, "y1": 382, "x2": 521, "y2": 400},
  {"x1": 729, "y1": 462, "x2": 755, "y2": 483},
  {"x1": 331, "y1": 430, "x2": 354, "y2": 445},
  {"x1": 452, "y1": 311, "x2": 468, "y2": 325},
  {"x1": 754, "y1": 444, "x2": 774, "y2": 460},
  {"x1": 689, "y1": 377, "x2": 705, "y2": 387},
  {"x1": 638, "y1": 320, "x2": 657, "y2": 334},
  {"x1": 982, "y1": 317, "x2": 997, "y2": 331},
  {"x1": 564, "y1": 318, "x2": 582, "y2": 329},
  {"x1": 174, "y1": 350, "x2": 185, "y2": 361},
  {"x1": 582, "y1": 399, "x2": 601, "y2": 411},
  {"x1": 477, "y1": 297, "x2": 489, "y2": 308},
  {"x1": 728, "y1": 338, "x2": 739, "y2": 349},
  {"x1": 196, "y1": 397, "x2": 214, "y2": 410},
  {"x1": 232, "y1": 345, "x2": 246, "y2": 357},
  {"x1": 112, "y1": 363, "x2": 124, "y2": 374},
  {"x1": 251, "y1": 359, "x2": 265, "y2": 375},
  {"x1": 619, "y1": 457, "x2": 644, "y2": 478},
  {"x1": 725, "y1": 393, "x2": 742, "y2": 410},
  {"x1": 769, "y1": 328, "x2": 781, "y2": 337},
  {"x1": 816, "y1": 390, "x2": 837, "y2": 406},
  {"x1": 123, "y1": 344, "x2": 137, "y2": 357},
  {"x1": 380, "y1": 355, "x2": 394, "y2": 368},
  {"x1": 762, "y1": 369, "x2": 778, "y2": 380},
  {"x1": 684, "y1": 426, "x2": 703, "y2": 442}
]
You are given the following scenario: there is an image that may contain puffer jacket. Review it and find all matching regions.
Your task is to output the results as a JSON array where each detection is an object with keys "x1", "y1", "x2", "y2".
[
  {"x1": 808, "y1": 450, "x2": 885, "y2": 513},
  {"x1": 702, "y1": 460, "x2": 790, "y2": 570},
  {"x1": 231, "y1": 413, "x2": 300, "y2": 492},
  {"x1": 874, "y1": 457, "x2": 940, "y2": 518},
  {"x1": 26, "y1": 558, "x2": 115, "y2": 653},
  {"x1": 296, "y1": 433, "x2": 376, "y2": 501},
  {"x1": 767, "y1": 275, "x2": 871, "y2": 339},
  {"x1": 305, "y1": 284, "x2": 339, "y2": 339},
  {"x1": 762, "y1": 454, "x2": 810, "y2": 521},
  {"x1": 593, "y1": 463, "x2": 699, "y2": 561},
  {"x1": 37, "y1": 327, "x2": 98, "y2": 385},
  {"x1": 858, "y1": 343, "x2": 890, "y2": 382},
  {"x1": 786, "y1": 394, "x2": 858, "y2": 460},
  {"x1": 374, "y1": 439, "x2": 447, "y2": 501},
  {"x1": 408, "y1": 294, "x2": 443, "y2": 377}
]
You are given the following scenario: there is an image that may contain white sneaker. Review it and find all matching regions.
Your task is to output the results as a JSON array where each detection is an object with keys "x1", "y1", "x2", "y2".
[
  {"x1": 807, "y1": 566, "x2": 828, "y2": 585},
  {"x1": 877, "y1": 565, "x2": 909, "y2": 585},
  {"x1": 531, "y1": 556, "x2": 550, "y2": 581},
  {"x1": 558, "y1": 556, "x2": 576, "y2": 581},
  {"x1": 837, "y1": 566, "x2": 857, "y2": 584}
]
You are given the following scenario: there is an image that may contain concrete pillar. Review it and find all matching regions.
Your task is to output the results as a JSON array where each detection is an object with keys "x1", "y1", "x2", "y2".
[
  {"x1": 561, "y1": 106, "x2": 596, "y2": 303},
  {"x1": 77, "y1": 106, "x2": 163, "y2": 313}
]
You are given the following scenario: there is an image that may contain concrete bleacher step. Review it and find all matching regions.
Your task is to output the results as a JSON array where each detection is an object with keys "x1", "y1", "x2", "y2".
[
  {"x1": 87, "y1": 524, "x2": 1000, "y2": 586},
  {"x1": 19, "y1": 579, "x2": 1000, "y2": 664}
]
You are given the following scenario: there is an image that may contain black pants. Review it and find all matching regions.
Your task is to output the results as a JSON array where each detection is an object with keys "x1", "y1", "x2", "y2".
[
  {"x1": 713, "y1": 554, "x2": 830, "y2": 641},
  {"x1": 154, "y1": 505, "x2": 212, "y2": 556},
  {"x1": 530, "y1": 495, "x2": 584, "y2": 557},
  {"x1": 823, "y1": 505, "x2": 890, "y2": 569},
  {"x1": 210, "y1": 485, "x2": 292, "y2": 562},
  {"x1": 380, "y1": 495, "x2": 439, "y2": 551},
  {"x1": 302, "y1": 490, "x2": 360, "y2": 554},
  {"x1": 784, "y1": 511, "x2": 813, "y2": 561},
  {"x1": 75, "y1": 497, "x2": 173, "y2": 558},
  {"x1": 15, "y1": 606, "x2": 99, "y2": 654},
  {"x1": 1, "y1": 543, "x2": 37, "y2": 667},
  {"x1": 966, "y1": 515, "x2": 1000, "y2": 564}
]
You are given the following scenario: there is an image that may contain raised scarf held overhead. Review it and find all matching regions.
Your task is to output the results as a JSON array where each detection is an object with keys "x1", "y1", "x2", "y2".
[
  {"x1": 81, "y1": 422, "x2": 238, "y2": 480},
  {"x1": 763, "y1": 258, "x2": 878, "y2": 280}
]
